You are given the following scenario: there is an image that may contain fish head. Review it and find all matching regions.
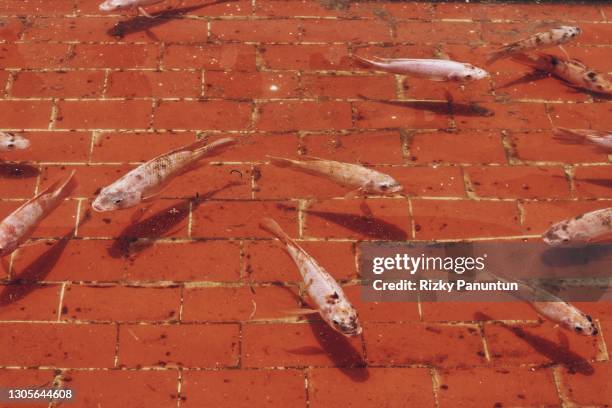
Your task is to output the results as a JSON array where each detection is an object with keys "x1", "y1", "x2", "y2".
[
  {"x1": 0, "y1": 132, "x2": 30, "y2": 150},
  {"x1": 328, "y1": 304, "x2": 362, "y2": 337},
  {"x1": 460, "y1": 65, "x2": 490, "y2": 82},
  {"x1": 374, "y1": 175, "x2": 403, "y2": 195},
  {"x1": 99, "y1": 0, "x2": 130, "y2": 11},
  {"x1": 542, "y1": 223, "x2": 571, "y2": 246},
  {"x1": 558, "y1": 26, "x2": 582, "y2": 40},
  {"x1": 92, "y1": 188, "x2": 141, "y2": 212},
  {"x1": 567, "y1": 313, "x2": 598, "y2": 336}
]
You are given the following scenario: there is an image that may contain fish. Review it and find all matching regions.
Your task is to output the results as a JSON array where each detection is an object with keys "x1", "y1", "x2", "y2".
[
  {"x1": 354, "y1": 55, "x2": 489, "y2": 82},
  {"x1": 0, "y1": 171, "x2": 75, "y2": 258},
  {"x1": 259, "y1": 218, "x2": 362, "y2": 337},
  {"x1": 543, "y1": 207, "x2": 612, "y2": 246},
  {"x1": 553, "y1": 127, "x2": 612, "y2": 153},
  {"x1": 92, "y1": 137, "x2": 236, "y2": 212},
  {"x1": 99, "y1": 0, "x2": 165, "y2": 17},
  {"x1": 488, "y1": 26, "x2": 581, "y2": 63},
  {"x1": 487, "y1": 271, "x2": 597, "y2": 336},
  {"x1": 267, "y1": 155, "x2": 402, "y2": 196},
  {"x1": 0, "y1": 132, "x2": 30, "y2": 151},
  {"x1": 512, "y1": 52, "x2": 612, "y2": 95}
]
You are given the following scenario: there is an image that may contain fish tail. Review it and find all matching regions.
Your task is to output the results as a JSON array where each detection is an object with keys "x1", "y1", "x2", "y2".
[
  {"x1": 486, "y1": 48, "x2": 508, "y2": 64},
  {"x1": 259, "y1": 217, "x2": 295, "y2": 247},
  {"x1": 36, "y1": 171, "x2": 76, "y2": 201},
  {"x1": 266, "y1": 155, "x2": 296, "y2": 168},
  {"x1": 552, "y1": 127, "x2": 587, "y2": 145},
  {"x1": 353, "y1": 54, "x2": 385, "y2": 69},
  {"x1": 192, "y1": 137, "x2": 236, "y2": 158}
]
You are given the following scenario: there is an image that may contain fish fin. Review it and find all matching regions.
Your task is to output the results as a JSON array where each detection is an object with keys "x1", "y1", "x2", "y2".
[
  {"x1": 192, "y1": 137, "x2": 237, "y2": 158},
  {"x1": 553, "y1": 127, "x2": 586, "y2": 145},
  {"x1": 14, "y1": 171, "x2": 76, "y2": 215},
  {"x1": 266, "y1": 155, "x2": 296, "y2": 168},
  {"x1": 558, "y1": 45, "x2": 570, "y2": 59},
  {"x1": 141, "y1": 189, "x2": 166, "y2": 202},
  {"x1": 300, "y1": 155, "x2": 329, "y2": 162},
  {"x1": 138, "y1": 6, "x2": 155, "y2": 18},
  {"x1": 486, "y1": 48, "x2": 510, "y2": 64},
  {"x1": 285, "y1": 308, "x2": 319, "y2": 316},
  {"x1": 428, "y1": 76, "x2": 450, "y2": 82},
  {"x1": 344, "y1": 188, "x2": 365, "y2": 199},
  {"x1": 510, "y1": 53, "x2": 544, "y2": 70},
  {"x1": 353, "y1": 55, "x2": 379, "y2": 67},
  {"x1": 259, "y1": 218, "x2": 295, "y2": 247}
]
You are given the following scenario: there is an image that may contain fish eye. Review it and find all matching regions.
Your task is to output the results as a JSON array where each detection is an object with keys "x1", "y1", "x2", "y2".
[
  {"x1": 6, "y1": 143, "x2": 14, "y2": 149},
  {"x1": 379, "y1": 184, "x2": 389, "y2": 191},
  {"x1": 113, "y1": 198, "x2": 124, "y2": 204},
  {"x1": 331, "y1": 319, "x2": 341, "y2": 327},
  {"x1": 465, "y1": 74, "x2": 473, "y2": 80},
  {"x1": 586, "y1": 315, "x2": 593, "y2": 323},
  {"x1": 574, "y1": 326, "x2": 583, "y2": 333}
]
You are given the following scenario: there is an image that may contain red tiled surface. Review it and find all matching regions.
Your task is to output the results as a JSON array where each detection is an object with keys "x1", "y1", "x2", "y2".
[{"x1": 0, "y1": 1, "x2": 610, "y2": 407}]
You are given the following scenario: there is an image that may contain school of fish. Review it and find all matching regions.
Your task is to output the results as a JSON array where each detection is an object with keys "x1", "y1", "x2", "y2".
[{"x1": 0, "y1": 18, "x2": 607, "y2": 352}]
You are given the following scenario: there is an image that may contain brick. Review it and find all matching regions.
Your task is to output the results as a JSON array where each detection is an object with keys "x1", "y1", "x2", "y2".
[
  {"x1": 0, "y1": 70, "x2": 8, "y2": 95},
  {"x1": 510, "y1": 130, "x2": 609, "y2": 163},
  {"x1": 261, "y1": 44, "x2": 352, "y2": 70},
  {"x1": 0, "y1": 100, "x2": 52, "y2": 129},
  {"x1": 0, "y1": 17, "x2": 27, "y2": 41},
  {"x1": 409, "y1": 131, "x2": 507, "y2": 164},
  {"x1": 11, "y1": 70, "x2": 105, "y2": 98},
  {"x1": 436, "y1": 366, "x2": 560, "y2": 407},
  {"x1": 67, "y1": 44, "x2": 159, "y2": 69},
  {"x1": 420, "y1": 301, "x2": 540, "y2": 322},
  {"x1": 302, "y1": 73, "x2": 396, "y2": 100},
  {"x1": 364, "y1": 322, "x2": 485, "y2": 367},
  {"x1": 354, "y1": 44, "x2": 435, "y2": 63},
  {"x1": 304, "y1": 198, "x2": 411, "y2": 240},
  {"x1": 300, "y1": 19, "x2": 391, "y2": 42},
  {"x1": 574, "y1": 166, "x2": 612, "y2": 198},
  {"x1": 90, "y1": 131, "x2": 197, "y2": 163},
  {"x1": 56, "y1": 100, "x2": 152, "y2": 130},
  {"x1": 402, "y1": 75, "x2": 493, "y2": 101},
  {"x1": 0, "y1": 0, "x2": 74, "y2": 15},
  {"x1": 0, "y1": 165, "x2": 37, "y2": 198},
  {"x1": 242, "y1": 322, "x2": 364, "y2": 367},
  {"x1": 455, "y1": 102, "x2": 550, "y2": 130},
  {"x1": 183, "y1": 286, "x2": 300, "y2": 322},
  {"x1": 0, "y1": 43, "x2": 70, "y2": 69},
  {"x1": 62, "y1": 370, "x2": 179, "y2": 408},
  {"x1": 106, "y1": 70, "x2": 202, "y2": 98},
  {"x1": 485, "y1": 321, "x2": 600, "y2": 366},
  {"x1": 466, "y1": 165, "x2": 570, "y2": 199},
  {"x1": 204, "y1": 71, "x2": 301, "y2": 99},
  {"x1": 348, "y1": 1, "x2": 433, "y2": 20},
  {"x1": 395, "y1": 21, "x2": 480, "y2": 44},
  {"x1": 210, "y1": 20, "x2": 301, "y2": 42},
  {"x1": 161, "y1": 163, "x2": 253, "y2": 199},
  {"x1": 0, "y1": 284, "x2": 60, "y2": 321},
  {"x1": 521, "y1": 200, "x2": 611, "y2": 235},
  {"x1": 6, "y1": 131, "x2": 89, "y2": 163},
  {"x1": 191, "y1": 200, "x2": 298, "y2": 238},
  {"x1": 559, "y1": 361, "x2": 612, "y2": 405},
  {"x1": 412, "y1": 199, "x2": 522, "y2": 240},
  {"x1": 555, "y1": 46, "x2": 612, "y2": 73},
  {"x1": 309, "y1": 367, "x2": 435, "y2": 408},
  {"x1": 256, "y1": 101, "x2": 352, "y2": 131},
  {"x1": 492, "y1": 72, "x2": 590, "y2": 103},
  {"x1": 445, "y1": 44, "x2": 530, "y2": 76},
  {"x1": 222, "y1": 132, "x2": 299, "y2": 162},
  {"x1": 244, "y1": 240, "x2": 357, "y2": 282},
  {"x1": 182, "y1": 369, "x2": 306, "y2": 407},
  {"x1": 354, "y1": 101, "x2": 450, "y2": 129},
  {"x1": 23, "y1": 17, "x2": 115, "y2": 42},
  {"x1": 39, "y1": 164, "x2": 135, "y2": 198},
  {"x1": 0, "y1": 323, "x2": 116, "y2": 368},
  {"x1": 0, "y1": 199, "x2": 78, "y2": 239},
  {"x1": 432, "y1": 2, "x2": 603, "y2": 22},
  {"x1": 109, "y1": 17, "x2": 208, "y2": 42},
  {"x1": 574, "y1": 23, "x2": 612, "y2": 45},
  {"x1": 61, "y1": 285, "x2": 181, "y2": 322},
  {"x1": 163, "y1": 44, "x2": 256, "y2": 70},
  {"x1": 154, "y1": 100, "x2": 252, "y2": 130},
  {"x1": 302, "y1": 131, "x2": 403, "y2": 164},
  {"x1": 118, "y1": 323, "x2": 240, "y2": 368},
  {"x1": 548, "y1": 102, "x2": 612, "y2": 130},
  {"x1": 0, "y1": 369, "x2": 56, "y2": 408},
  {"x1": 384, "y1": 166, "x2": 466, "y2": 198},
  {"x1": 342, "y1": 285, "x2": 421, "y2": 322}
]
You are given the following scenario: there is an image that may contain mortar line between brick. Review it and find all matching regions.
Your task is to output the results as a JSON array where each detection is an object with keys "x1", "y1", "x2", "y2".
[
  {"x1": 597, "y1": 320, "x2": 609, "y2": 361},
  {"x1": 176, "y1": 368, "x2": 183, "y2": 408},
  {"x1": 303, "y1": 368, "x2": 310, "y2": 408},
  {"x1": 551, "y1": 365, "x2": 571, "y2": 408},
  {"x1": 429, "y1": 367, "x2": 441, "y2": 408},
  {"x1": 113, "y1": 323, "x2": 120, "y2": 368},
  {"x1": 56, "y1": 282, "x2": 67, "y2": 322}
]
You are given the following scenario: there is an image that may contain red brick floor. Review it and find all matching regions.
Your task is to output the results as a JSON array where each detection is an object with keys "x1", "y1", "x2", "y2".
[{"x1": 0, "y1": 1, "x2": 611, "y2": 407}]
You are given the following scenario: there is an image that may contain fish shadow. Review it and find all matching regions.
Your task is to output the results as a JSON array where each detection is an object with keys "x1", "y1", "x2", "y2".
[
  {"x1": 306, "y1": 209, "x2": 408, "y2": 241},
  {"x1": 108, "y1": 182, "x2": 240, "y2": 259},
  {"x1": 358, "y1": 95, "x2": 494, "y2": 118},
  {"x1": 107, "y1": 1, "x2": 237, "y2": 39},
  {"x1": 475, "y1": 312, "x2": 594, "y2": 375},
  {"x1": 306, "y1": 321, "x2": 369, "y2": 382},
  {"x1": 0, "y1": 162, "x2": 39, "y2": 179},
  {"x1": 541, "y1": 244, "x2": 612, "y2": 269},
  {"x1": 495, "y1": 71, "x2": 550, "y2": 90},
  {"x1": 0, "y1": 230, "x2": 74, "y2": 307},
  {"x1": 575, "y1": 178, "x2": 612, "y2": 189}
]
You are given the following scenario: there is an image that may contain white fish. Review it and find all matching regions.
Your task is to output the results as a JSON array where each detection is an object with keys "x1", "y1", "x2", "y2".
[
  {"x1": 267, "y1": 155, "x2": 402, "y2": 196},
  {"x1": 488, "y1": 26, "x2": 581, "y2": 63},
  {"x1": 543, "y1": 207, "x2": 612, "y2": 246},
  {"x1": 553, "y1": 127, "x2": 612, "y2": 153},
  {"x1": 0, "y1": 132, "x2": 30, "y2": 151},
  {"x1": 355, "y1": 55, "x2": 489, "y2": 82},
  {"x1": 92, "y1": 137, "x2": 236, "y2": 212},
  {"x1": 99, "y1": 0, "x2": 165, "y2": 17},
  {"x1": 260, "y1": 218, "x2": 362, "y2": 337},
  {"x1": 0, "y1": 172, "x2": 75, "y2": 258}
]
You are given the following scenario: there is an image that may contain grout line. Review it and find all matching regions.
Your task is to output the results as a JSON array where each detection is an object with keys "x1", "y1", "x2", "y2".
[{"x1": 56, "y1": 283, "x2": 67, "y2": 322}]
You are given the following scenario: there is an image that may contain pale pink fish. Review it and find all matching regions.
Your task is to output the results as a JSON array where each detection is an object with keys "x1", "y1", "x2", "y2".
[
  {"x1": 553, "y1": 127, "x2": 612, "y2": 153},
  {"x1": 0, "y1": 132, "x2": 30, "y2": 151},
  {"x1": 267, "y1": 155, "x2": 402, "y2": 196},
  {"x1": 92, "y1": 137, "x2": 236, "y2": 212},
  {"x1": 488, "y1": 26, "x2": 581, "y2": 63},
  {"x1": 99, "y1": 0, "x2": 165, "y2": 16},
  {"x1": 260, "y1": 218, "x2": 362, "y2": 337},
  {"x1": 543, "y1": 207, "x2": 612, "y2": 246},
  {"x1": 489, "y1": 272, "x2": 597, "y2": 336},
  {"x1": 512, "y1": 53, "x2": 612, "y2": 95},
  {"x1": 0, "y1": 172, "x2": 75, "y2": 258},
  {"x1": 354, "y1": 55, "x2": 489, "y2": 82}
]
